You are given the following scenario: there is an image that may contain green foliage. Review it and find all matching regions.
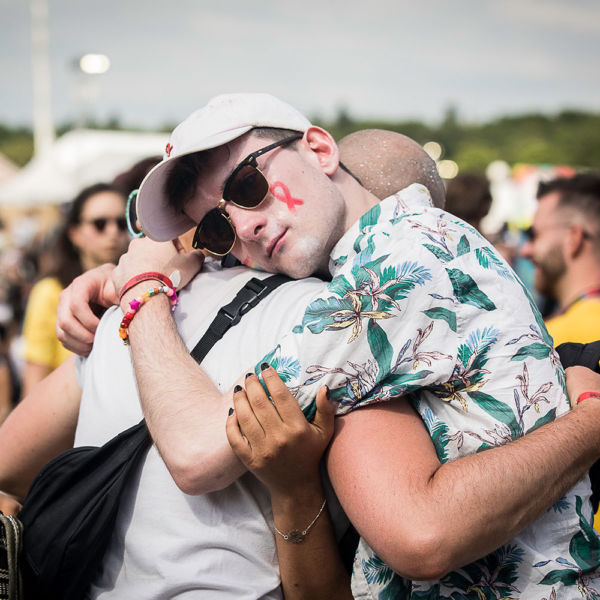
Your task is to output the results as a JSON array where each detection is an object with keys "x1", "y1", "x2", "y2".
[{"x1": 3, "y1": 109, "x2": 600, "y2": 170}]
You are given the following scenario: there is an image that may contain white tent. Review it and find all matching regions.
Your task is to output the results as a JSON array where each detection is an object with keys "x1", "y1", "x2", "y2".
[{"x1": 0, "y1": 129, "x2": 168, "y2": 207}]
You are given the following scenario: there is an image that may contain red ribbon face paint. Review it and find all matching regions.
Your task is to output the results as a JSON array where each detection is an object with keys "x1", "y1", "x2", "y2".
[{"x1": 270, "y1": 181, "x2": 304, "y2": 213}]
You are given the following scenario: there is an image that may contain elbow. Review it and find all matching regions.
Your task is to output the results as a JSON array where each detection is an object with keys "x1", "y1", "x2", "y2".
[
  {"x1": 166, "y1": 447, "x2": 235, "y2": 496},
  {"x1": 374, "y1": 525, "x2": 459, "y2": 581}
]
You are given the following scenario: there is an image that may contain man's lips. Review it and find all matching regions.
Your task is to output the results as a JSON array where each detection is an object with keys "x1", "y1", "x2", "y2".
[{"x1": 266, "y1": 230, "x2": 287, "y2": 258}]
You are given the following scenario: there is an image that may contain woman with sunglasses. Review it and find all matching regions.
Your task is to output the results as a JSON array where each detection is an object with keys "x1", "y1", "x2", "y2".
[{"x1": 21, "y1": 183, "x2": 129, "y2": 396}]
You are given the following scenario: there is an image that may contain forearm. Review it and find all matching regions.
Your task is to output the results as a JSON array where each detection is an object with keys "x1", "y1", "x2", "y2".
[
  {"x1": 125, "y1": 291, "x2": 245, "y2": 494},
  {"x1": 0, "y1": 356, "x2": 80, "y2": 500},
  {"x1": 271, "y1": 481, "x2": 352, "y2": 600},
  {"x1": 327, "y1": 399, "x2": 600, "y2": 580}
]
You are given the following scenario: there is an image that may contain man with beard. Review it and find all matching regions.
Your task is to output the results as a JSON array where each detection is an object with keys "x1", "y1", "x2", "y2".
[
  {"x1": 521, "y1": 172, "x2": 600, "y2": 535},
  {"x1": 520, "y1": 174, "x2": 600, "y2": 346}
]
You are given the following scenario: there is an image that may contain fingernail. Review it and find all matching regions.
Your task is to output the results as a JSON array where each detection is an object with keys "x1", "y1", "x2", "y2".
[
  {"x1": 233, "y1": 385, "x2": 242, "y2": 393},
  {"x1": 228, "y1": 407, "x2": 234, "y2": 416},
  {"x1": 260, "y1": 362, "x2": 270, "y2": 371},
  {"x1": 245, "y1": 372, "x2": 253, "y2": 379}
]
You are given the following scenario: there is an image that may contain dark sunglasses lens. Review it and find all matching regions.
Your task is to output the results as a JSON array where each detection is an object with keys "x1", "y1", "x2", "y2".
[
  {"x1": 91, "y1": 217, "x2": 128, "y2": 233},
  {"x1": 92, "y1": 218, "x2": 107, "y2": 232},
  {"x1": 193, "y1": 210, "x2": 235, "y2": 255},
  {"x1": 226, "y1": 165, "x2": 269, "y2": 208}
]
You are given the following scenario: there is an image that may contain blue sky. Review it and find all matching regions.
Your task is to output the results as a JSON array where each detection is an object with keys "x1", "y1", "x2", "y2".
[{"x1": 2, "y1": 0, "x2": 599, "y2": 129}]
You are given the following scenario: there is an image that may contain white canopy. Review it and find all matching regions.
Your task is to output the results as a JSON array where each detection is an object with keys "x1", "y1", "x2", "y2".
[{"x1": 0, "y1": 129, "x2": 168, "y2": 207}]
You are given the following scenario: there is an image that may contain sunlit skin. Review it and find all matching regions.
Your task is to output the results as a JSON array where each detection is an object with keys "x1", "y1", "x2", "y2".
[
  {"x1": 183, "y1": 129, "x2": 356, "y2": 280},
  {"x1": 270, "y1": 181, "x2": 304, "y2": 214}
]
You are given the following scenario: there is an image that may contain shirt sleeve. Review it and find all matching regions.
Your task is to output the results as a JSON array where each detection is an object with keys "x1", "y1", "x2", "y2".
[{"x1": 253, "y1": 203, "x2": 460, "y2": 417}]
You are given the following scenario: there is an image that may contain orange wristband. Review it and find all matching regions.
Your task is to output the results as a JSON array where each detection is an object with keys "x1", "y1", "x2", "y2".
[{"x1": 576, "y1": 392, "x2": 600, "y2": 405}]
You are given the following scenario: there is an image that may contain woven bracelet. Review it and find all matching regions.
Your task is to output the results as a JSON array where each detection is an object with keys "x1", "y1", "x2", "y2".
[
  {"x1": 119, "y1": 271, "x2": 175, "y2": 301},
  {"x1": 118, "y1": 285, "x2": 178, "y2": 345},
  {"x1": 273, "y1": 499, "x2": 327, "y2": 544}
]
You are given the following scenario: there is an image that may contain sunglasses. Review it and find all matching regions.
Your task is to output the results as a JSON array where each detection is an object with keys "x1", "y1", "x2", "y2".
[
  {"x1": 523, "y1": 224, "x2": 593, "y2": 243},
  {"x1": 191, "y1": 132, "x2": 303, "y2": 256},
  {"x1": 83, "y1": 216, "x2": 128, "y2": 233}
]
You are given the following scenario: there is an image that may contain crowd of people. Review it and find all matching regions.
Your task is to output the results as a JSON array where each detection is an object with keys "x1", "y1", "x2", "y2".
[{"x1": 0, "y1": 92, "x2": 600, "y2": 599}]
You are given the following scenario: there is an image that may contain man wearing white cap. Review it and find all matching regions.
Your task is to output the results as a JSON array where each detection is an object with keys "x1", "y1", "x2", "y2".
[{"x1": 56, "y1": 94, "x2": 600, "y2": 598}]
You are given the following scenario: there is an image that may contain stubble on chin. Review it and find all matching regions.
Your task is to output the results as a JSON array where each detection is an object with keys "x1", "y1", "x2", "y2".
[{"x1": 281, "y1": 235, "x2": 330, "y2": 279}]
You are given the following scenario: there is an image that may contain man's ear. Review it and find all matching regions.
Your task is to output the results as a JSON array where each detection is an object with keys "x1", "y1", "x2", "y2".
[
  {"x1": 303, "y1": 126, "x2": 339, "y2": 176},
  {"x1": 564, "y1": 223, "x2": 586, "y2": 259}
]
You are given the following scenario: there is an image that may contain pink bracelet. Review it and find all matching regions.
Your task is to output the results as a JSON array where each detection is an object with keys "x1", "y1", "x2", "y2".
[
  {"x1": 118, "y1": 285, "x2": 178, "y2": 345},
  {"x1": 576, "y1": 391, "x2": 600, "y2": 405},
  {"x1": 119, "y1": 271, "x2": 175, "y2": 301}
]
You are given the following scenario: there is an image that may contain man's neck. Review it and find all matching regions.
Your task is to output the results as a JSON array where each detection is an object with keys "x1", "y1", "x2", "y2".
[
  {"x1": 556, "y1": 266, "x2": 600, "y2": 310},
  {"x1": 338, "y1": 175, "x2": 380, "y2": 234}
]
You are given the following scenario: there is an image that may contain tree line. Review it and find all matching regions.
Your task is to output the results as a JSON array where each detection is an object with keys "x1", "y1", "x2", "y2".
[{"x1": 1, "y1": 108, "x2": 599, "y2": 172}]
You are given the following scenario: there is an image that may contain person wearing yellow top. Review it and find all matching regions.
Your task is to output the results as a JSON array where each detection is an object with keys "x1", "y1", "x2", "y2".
[
  {"x1": 23, "y1": 277, "x2": 71, "y2": 370},
  {"x1": 521, "y1": 172, "x2": 600, "y2": 531},
  {"x1": 21, "y1": 183, "x2": 129, "y2": 397}
]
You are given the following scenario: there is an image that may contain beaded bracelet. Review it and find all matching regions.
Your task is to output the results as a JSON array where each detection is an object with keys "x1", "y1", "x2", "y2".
[{"x1": 118, "y1": 285, "x2": 178, "y2": 345}]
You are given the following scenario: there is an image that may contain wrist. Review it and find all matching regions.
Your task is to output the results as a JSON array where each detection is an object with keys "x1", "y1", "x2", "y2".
[
  {"x1": 269, "y1": 479, "x2": 324, "y2": 508},
  {"x1": 118, "y1": 284, "x2": 177, "y2": 344}
]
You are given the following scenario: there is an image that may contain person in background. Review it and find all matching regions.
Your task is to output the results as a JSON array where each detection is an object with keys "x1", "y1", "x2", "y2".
[
  {"x1": 112, "y1": 156, "x2": 162, "y2": 197},
  {"x1": 520, "y1": 172, "x2": 600, "y2": 533},
  {"x1": 444, "y1": 172, "x2": 492, "y2": 233},
  {"x1": 20, "y1": 183, "x2": 128, "y2": 397},
  {"x1": 520, "y1": 173, "x2": 600, "y2": 346}
]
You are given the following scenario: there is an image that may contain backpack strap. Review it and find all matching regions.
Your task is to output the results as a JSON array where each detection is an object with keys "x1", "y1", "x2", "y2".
[{"x1": 190, "y1": 274, "x2": 292, "y2": 364}]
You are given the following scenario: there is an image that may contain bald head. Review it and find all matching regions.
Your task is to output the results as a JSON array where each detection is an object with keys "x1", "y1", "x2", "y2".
[{"x1": 338, "y1": 129, "x2": 445, "y2": 208}]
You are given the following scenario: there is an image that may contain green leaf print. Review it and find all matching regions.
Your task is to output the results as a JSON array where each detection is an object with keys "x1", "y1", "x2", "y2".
[
  {"x1": 530, "y1": 408, "x2": 557, "y2": 432},
  {"x1": 457, "y1": 344, "x2": 473, "y2": 368},
  {"x1": 510, "y1": 342, "x2": 551, "y2": 362},
  {"x1": 422, "y1": 307, "x2": 457, "y2": 332},
  {"x1": 362, "y1": 553, "x2": 394, "y2": 585},
  {"x1": 298, "y1": 296, "x2": 355, "y2": 334},
  {"x1": 360, "y1": 202, "x2": 381, "y2": 230},
  {"x1": 328, "y1": 274, "x2": 354, "y2": 298},
  {"x1": 539, "y1": 568, "x2": 579, "y2": 586},
  {"x1": 446, "y1": 268, "x2": 496, "y2": 311},
  {"x1": 569, "y1": 496, "x2": 600, "y2": 570},
  {"x1": 424, "y1": 243, "x2": 453, "y2": 263},
  {"x1": 469, "y1": 391, "x2": 520, "y2": 439},
  {"x1": 475, "y1": 247, "x2": 514, "y2": 280},
  {"x1": 457, "y1": 234, "x2": 470, "y2": 256},
  {"x1": 367, "y1": 319, "x2": 393, "y2": 378}
]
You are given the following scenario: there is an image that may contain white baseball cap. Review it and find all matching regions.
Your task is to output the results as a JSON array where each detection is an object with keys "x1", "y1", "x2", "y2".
[{"x1": 137, "y1": 93, "x2": 312, "y2": 242}]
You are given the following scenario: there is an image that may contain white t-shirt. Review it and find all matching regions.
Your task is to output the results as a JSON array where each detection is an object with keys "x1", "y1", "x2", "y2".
[{"x1": 75, "y1": 264, "x2": 345, "y2": 599}]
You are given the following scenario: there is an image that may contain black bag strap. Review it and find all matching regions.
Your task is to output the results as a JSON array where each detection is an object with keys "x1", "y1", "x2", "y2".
[{"x1": 190, "y1": 274, "x2": 291, "y2": 364}]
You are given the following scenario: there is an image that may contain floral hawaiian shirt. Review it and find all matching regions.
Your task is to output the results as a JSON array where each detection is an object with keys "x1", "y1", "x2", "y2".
[{"x1": 256, "y1": 184, "x2": 600, "y2": 599}]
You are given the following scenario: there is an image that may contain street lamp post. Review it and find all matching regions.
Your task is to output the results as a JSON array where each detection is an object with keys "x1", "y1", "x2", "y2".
[{"x1": 29, "y1": 0, "x2": 54, "y2": 157}]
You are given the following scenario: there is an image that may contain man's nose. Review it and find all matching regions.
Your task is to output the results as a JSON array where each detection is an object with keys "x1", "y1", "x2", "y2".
[{"x1": 227, "y1": 204, "x2": 267, "y2": 242}]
